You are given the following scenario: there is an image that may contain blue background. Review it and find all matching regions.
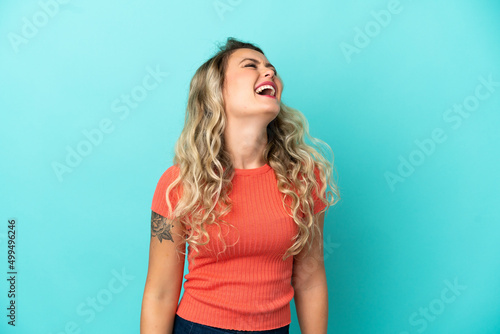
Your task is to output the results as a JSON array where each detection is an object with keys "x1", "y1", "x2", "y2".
[{"x1": 1, "y1": 0, "x2": 499, "y2": 333}]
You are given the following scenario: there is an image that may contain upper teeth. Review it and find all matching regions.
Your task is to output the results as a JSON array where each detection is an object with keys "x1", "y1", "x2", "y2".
[{"x1": 255, "y1": 85, "x2": 276, "y2": 96}]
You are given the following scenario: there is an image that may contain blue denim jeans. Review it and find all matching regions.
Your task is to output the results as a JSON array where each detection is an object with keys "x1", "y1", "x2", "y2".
[{"x1": 172, "y1": 314, "x2": 290, "y2": 334}]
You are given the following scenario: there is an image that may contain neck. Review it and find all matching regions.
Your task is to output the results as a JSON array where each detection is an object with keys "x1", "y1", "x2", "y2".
[{"x1": 223, "y1": 118, "x2": 268, "y2": 169}]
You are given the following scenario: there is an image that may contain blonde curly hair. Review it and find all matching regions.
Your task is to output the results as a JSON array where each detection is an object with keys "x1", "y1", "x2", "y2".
[{"x1": 164, "y1": 37, "x2": 340, "y2": 265}]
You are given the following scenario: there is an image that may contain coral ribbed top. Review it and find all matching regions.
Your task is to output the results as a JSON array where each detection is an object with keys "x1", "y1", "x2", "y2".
[{"x1": 150, "y1": 163, "x2": 326, "y2": 331}]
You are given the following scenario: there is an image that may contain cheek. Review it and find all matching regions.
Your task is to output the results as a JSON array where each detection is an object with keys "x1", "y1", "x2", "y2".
[
  {"x1": 277, "y1": 79, "x2": 283, "y2": 94},
  {"x1": 226, "y1": 77, "x2": 251, "y2": 100}
]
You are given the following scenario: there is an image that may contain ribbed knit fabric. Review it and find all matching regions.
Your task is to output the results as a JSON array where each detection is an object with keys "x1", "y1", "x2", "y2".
[{"x1": 150, "y1": 163, "x2": 327, "y2": 331}]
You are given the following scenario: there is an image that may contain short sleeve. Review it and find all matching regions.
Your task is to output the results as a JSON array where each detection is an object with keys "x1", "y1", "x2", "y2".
[
  {"x1": 151, "y1": 165, "x2": 182, "y2": 219},
  {"x1": 312, "y1": 166, "x2": 327, "y2": 215}
]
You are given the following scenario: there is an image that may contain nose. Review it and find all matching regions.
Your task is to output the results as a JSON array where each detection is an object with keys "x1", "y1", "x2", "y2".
[{"x1": 264, "y1": 68, "x2": 275, "y2": 78}]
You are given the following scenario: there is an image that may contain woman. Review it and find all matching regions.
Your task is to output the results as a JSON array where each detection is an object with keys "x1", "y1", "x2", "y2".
[{"x1": 140, "y1": 37, "x2": 339, "y2": 334}]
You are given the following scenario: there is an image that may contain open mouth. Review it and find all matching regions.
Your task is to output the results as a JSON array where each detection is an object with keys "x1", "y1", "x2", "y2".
[{"x1": 255, "y1": 85, "x2": 276, "y2": 97}]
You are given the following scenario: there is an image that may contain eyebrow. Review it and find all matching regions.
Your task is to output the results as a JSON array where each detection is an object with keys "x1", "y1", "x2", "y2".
[{"x1": 239, "y1": 57, "x2": 277, "y2": 72}]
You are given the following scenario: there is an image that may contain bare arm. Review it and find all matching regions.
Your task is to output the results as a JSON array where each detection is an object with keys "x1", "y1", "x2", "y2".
[
  {"x1": 292, "y1": 211, "x2": 328, "y2": 334},
  {"x1": 140, "y1": 211, "x2": 186, "y2": 334}
]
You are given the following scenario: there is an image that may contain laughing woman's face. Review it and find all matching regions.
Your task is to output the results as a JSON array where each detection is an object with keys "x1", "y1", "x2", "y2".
[{"x1": 222, "y1": 48, "x2": 283, "y2": 122}]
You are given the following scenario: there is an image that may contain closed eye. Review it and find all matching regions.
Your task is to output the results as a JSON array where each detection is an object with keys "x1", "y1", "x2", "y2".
[{"x1": 245, "y1": 63, "x2": 277, "y2": 76}]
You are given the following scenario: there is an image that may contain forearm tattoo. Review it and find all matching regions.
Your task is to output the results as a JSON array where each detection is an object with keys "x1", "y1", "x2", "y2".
[{"x1": 151, "y1": 211, "x2": 174, "y2": 243}]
